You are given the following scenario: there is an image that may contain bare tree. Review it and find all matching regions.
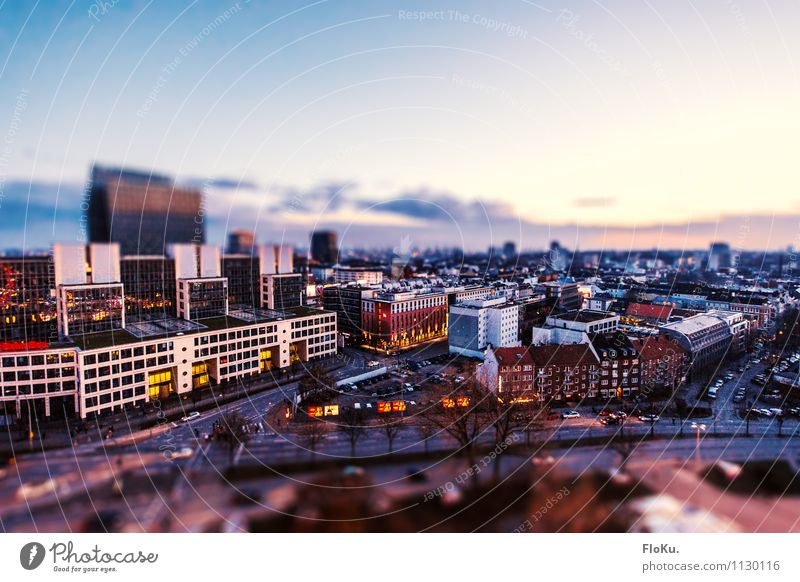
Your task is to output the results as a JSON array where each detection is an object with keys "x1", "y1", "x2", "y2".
[
  {"x1": 374, "y1": 416, "x2": 404, "y2": 455},
  {"x1": 338, "y1": 406, "x2": 367, "y2": 457},
  {"x1": 215, "y1": 411, "x2": 250, "y2": 465},
  {"x1": 297, "y1": 416, "x2": 330, "y2": 464},
  {"x1": 418, "y1": 379, "x2": 493, "y2": 467},
  {"x1": 297, "y1": 364, "x2": 338, "y2": 405},
  {"x1": 416, "y1": 417, "x2": 438, "y2": 454}
]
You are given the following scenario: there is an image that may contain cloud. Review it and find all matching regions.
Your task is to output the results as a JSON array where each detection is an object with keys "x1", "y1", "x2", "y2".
[
  {"x1": 181, "y1": 176, "x2": 259, "y2": 190},
  {"x1": 2, "y1": 178, "x2": 799, "y2": 253},
  {"x1": 574, "y1": 196, "x2": 616, "y2": 208}
]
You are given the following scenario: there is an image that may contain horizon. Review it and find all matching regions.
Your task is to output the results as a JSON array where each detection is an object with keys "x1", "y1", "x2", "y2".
[{"x1": 2, "y1": 1, "x2": 800, "y2": 251}]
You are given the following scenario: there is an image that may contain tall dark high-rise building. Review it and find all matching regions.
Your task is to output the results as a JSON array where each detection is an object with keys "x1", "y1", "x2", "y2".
[
  {"x1": 87, "y1": 165, "x2": 204, "y2": 256},
  {"x1": 226, "y1": 229, "x2": 256, "y2": 255},
  {"x1": 707, "y1": 242, "x2": 732, "y2": 271},
  {"x1": 310, "y1": 230, "x2": 338, "y2": 265}
]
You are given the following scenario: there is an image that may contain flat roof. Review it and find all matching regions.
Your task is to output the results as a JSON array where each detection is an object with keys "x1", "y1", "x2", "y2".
[
  {"x1": 67, "y1": 306, "x2": 332, "y2": 351},
  {"x1": 552, "y1": 310, "x2": 615, "y2": 323},
  {"x1": 660, "y1": 314, "x2": 726, "y2": 335}
]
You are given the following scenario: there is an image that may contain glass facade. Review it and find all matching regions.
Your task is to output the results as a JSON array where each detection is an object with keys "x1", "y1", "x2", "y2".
[
  {"x1": 186, "y1": 280, "x2": 227, "y2": 319},
  {"x1": 64, "y1": 285, "x2": 124, "y2": 335},
  {"x1": 0, "y1": 256, "x2": 57, "y2": 342},
  {"x1": 121, "y1": 256, "x2": 177, "y2": 320}
]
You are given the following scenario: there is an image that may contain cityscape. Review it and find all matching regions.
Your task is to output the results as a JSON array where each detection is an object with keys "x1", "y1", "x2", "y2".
[{"x1": 2, "y1": 1, "x2": 800, "y2": 541}]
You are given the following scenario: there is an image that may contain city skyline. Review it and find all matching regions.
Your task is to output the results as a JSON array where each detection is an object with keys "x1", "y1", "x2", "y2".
[{"x1": 2, "y1": 1, "x2": 800, "y2": 251}]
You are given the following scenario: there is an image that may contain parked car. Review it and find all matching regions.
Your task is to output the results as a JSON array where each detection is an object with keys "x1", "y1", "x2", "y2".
[
  {"x1": 638, "y1": 414, "x2": 660, "y2": 422},
  {"x1": 561, "y1": 411, "x2": 581, "y2": 419},
  {"x1": 180, "y1": 411, "x2": 200, "y2": 422}
]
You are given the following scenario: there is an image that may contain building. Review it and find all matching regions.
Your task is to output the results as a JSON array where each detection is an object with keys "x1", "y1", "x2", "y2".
[
  {"x1": 262, "y1": 274, "x2": 304, "y2": 310},
  {"x1": 259, "y1": 244, "x2": 304, "y2": 310},
  {"x1": 120, "y1": 256, "x2": 177, "y2": 321},
  {"x1": 540, "y1": 279, "x2": 583, "y2": 311},
  {"x1": 480, "y1": 342, "x2": 602, "y2": 402},
  {"x1": 530, "y1": 343, "x2": 600, "y2": 401},
  {"x1": 434, "y1": 284, "x2": 496, "y2": 305},
  {"x1": 530, "y1": 325, "x2": 589, "y2": 346},
  {"x1": 591, "y1": 332, "x2": 641, "y2": 399},
  {"x1": 707, "y1": 310, "x2": 749, "y2": 355},
  {"x1": 545, "y1": 310, "x2": 620, "y2": 335},
  {"x1": 630, "y1": 335, "x2": 689, "y2": 395},
  {"x1": 622, "y1": 303, "x2": 673, "y2": 326},
  {"x1": 0, "y1": 346, "x2": 78, "y2": 420},
  {"x1": 87, "y1": 165, "x2": 204, "y2": 256},
  {"x1": 448, "y1": 297, "x2": 520, "y2": 359},
  {"x1": 53, "y1": 243, "x2": 125, "y2": 338},
  {"x1": 172, "y1": 244, "x2": 228, "y2": 321},
  {"x1": 0, "y1": 255, "x2": 56, "y2": 342},
  {"x1": 708, "y1": 242, "x2": 732, "y2": 271},
  {"x1": 584, "y1": 292, "x2": 616, "y2": 312},
  {"x1": 334, "y1": 266, "x2": 383, "y2": 285},
  {"x1": 310, "y1": 230, "x2": 338, "y2": 264},
  {"x1": 659, "y1": 314, "x2": 733, "y2": 371},
  {"x1": 479, "y1": 346, "x2": 534, "y2": 397},
  {"x1": 222, "y1": 254, "x2": 261, "y2": 308},
  {"x1": 226, "y1": 229, "x2": 256, "y2": 255},
  {"x1": 0, "y1": 242, "x2": 338, "y2": 421},
  {"x1": 361, "y1": 289, "x2": 448, "y2": 351},
  {"x1": 322, "y1": 284, "x2": 377, "y2": 337}
]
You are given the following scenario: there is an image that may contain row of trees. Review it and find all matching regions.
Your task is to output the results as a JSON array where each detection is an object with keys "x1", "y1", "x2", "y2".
[{"x1": 294, "y1": 376, "x2": 554, "y2": 474}]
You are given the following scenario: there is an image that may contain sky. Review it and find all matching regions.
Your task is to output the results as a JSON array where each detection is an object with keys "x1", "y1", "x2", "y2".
[{"x1": 1, "y1": 0, "x2": 799, "y2": 252}]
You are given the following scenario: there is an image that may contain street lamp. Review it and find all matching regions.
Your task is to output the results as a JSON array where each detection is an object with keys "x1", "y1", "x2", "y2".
[{"x1": 691, "y1": 422, "x2": 706, "y2": 470}]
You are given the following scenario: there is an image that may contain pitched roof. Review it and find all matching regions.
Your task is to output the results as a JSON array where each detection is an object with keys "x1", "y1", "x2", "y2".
[
  {"x1": 625, "y1": 302, "x2": 673, "y2": 321},
  {"x1": 631, "y1": 335, "x2": 689, "y2": 360},
  {"x1": 528, "y1": 343, "x2": 599, "y2": 367},
  {"x1": 492, "y1": 347, "x2": 535, "y2": 367}
]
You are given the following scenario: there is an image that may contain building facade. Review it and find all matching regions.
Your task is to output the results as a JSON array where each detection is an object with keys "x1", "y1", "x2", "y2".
[
  {"x1": 334, "y1": 267, "x2": 383, "y2": 285},
  {"x1": 310, "y1": 230, "x2": 338, "y2": 264},
  {"x1": 361, "y1": 290, "x2": 448, "y2": 351},
  {"x1": 448, "y1": 297, "x2": 520, "y2": 359},
  {"x1": 0, "y1": 255, "x2": 57, "y2": 342},
  {"x1": 120, "y1": 256, "x2": 177, "y2": 321},
  {"x1": 0, "y1": 242, "x2": 337, "y2": 420}
]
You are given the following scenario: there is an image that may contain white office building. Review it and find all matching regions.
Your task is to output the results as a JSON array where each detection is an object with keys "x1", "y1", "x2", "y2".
[{"x1": 448, "y1": 297, "x2": 520, "y2": 359}]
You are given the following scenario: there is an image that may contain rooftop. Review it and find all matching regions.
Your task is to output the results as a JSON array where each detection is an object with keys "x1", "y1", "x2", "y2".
[
  {"x1": 551, "y1": 309, "x2": 616, "y2": 323},
  {"x1": 660, "y1": 314, "x2": 728, "y2": 336},
  {"x1": 67, "y1": 306, "x2": 332, "y2": 351}
]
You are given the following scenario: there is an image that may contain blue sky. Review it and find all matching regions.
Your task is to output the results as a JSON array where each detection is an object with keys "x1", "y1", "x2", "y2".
[{"x1": 1, "y1": 1, "x2": 799, "y2": 252}]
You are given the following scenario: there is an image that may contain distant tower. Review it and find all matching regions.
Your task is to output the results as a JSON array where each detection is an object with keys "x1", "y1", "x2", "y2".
[
  {"x1": 707, "y1": 242, "x2": 731, "y2": 271},
  {"x1": 87, "y1": 164, "x2": 204, "y2": 256},
  {"x1": 502, "y1": 241, "x2": 517, "y2": 257},
  {"x1": 310, "y1": 230, "x2": 338, "y2": 264},
  {"x1": 226, "y1": 229, "x2": 256, "y2": 255}
]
